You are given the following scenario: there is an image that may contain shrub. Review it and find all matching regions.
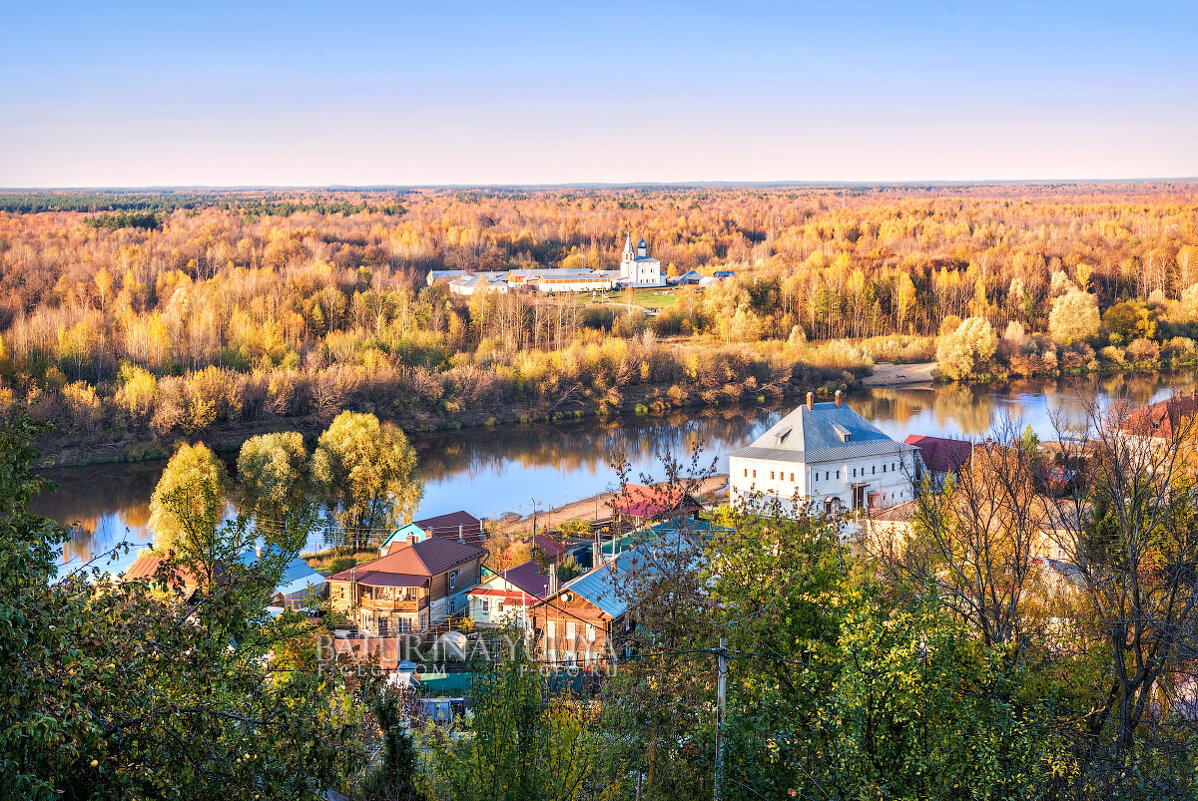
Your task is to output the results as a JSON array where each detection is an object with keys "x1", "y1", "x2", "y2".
[
  {"x1": 1048, "y1": 290, "x2": 1100, "y2": 344},
  {"x1": 935, "y1": 317, "x2": 997, "y2": 380},
  {"x1": 1100, "y1": 345, "x2": 1126, "y2": 365},
  {"x1": 326, "y1": 555, "x2": 357, "y2": 575},
  {"x1": 1126, "y1": 338, "x2": 1161, "y2": 363}
]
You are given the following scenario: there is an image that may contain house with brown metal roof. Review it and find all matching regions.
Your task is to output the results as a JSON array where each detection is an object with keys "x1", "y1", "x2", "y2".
[
  {"x1": 328, "y1": 537, "x2": 484, "y2": 635},
  {"x1": 379, "y1": 510, "x2": 486, "y2": 554}
]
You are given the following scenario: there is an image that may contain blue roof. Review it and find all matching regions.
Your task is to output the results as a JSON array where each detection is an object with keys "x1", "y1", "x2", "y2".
[
  {"x1": 564, "y1": 529, "x2": 711, "y2": 618},
  {"x1": 276, "y1": 557, "x2": 326, "y2": 597},
  {"x1": 239, "y1": 550, "x2": 326, "y2": 598},
  {"x1": 560, "y1": 551, "x2": 636, "y2": 618}
]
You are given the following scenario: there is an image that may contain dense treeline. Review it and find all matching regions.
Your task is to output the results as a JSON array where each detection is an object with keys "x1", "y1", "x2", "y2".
[
  {"x1": 0, "y1": 189, "x2": 407, "y2": 216},
  {"x1": 1, "y1": 183, "x2": 1196, "y2": 451}
]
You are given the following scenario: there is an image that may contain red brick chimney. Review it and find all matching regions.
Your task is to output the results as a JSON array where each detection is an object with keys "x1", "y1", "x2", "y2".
[
  {"x1": 835, "y1": 390, "x2": 843, "y2": 408},
  {"x1": 806, "y1": 392, "x2": 815, "y2": 411}
]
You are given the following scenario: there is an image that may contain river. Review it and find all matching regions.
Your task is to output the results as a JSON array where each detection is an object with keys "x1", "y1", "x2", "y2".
[{"x1": 38, "y1": 370, "x2": 1198, "y2": 575}]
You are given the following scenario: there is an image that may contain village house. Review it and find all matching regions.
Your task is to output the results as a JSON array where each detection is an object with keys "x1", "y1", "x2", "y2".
[
  {"x1": 904, "y1": 434, "x2": 974, "y2": 490},
  {"x1": 379, "y1": 510, "x2": 486, "y2": 554},
  {"x1": 468, "y1": 560, "x2": 550, "y2": 628},
  {"x1": 1118, "y1": 392, "x2": 1198, "y2": 446},
  {"x1": 328, "y1": 537, "x2": 484, "y2": 635},
  {"x1": 264, "y1": 555, "x2": 327, "y2": 610},
  {"x1": 528, "y1": 550, "x2": 638, "y2": 667},
  {"x1": 534, "y1": 532, "x2": 587, "y2": 570},
  {"x1": 426, "y1": 269, "x2": 469, "y2": 285},
  {"x1": 121, "y1": 554, "x2": 205, "y2": 599},
  {"x1": 610, "y1": 482, "x2": 703, "y2": 528},
  {"x1": 125, "y1": 551, "x2": 326, "y2": 610},
  {"x1": 729, "y1": 391, "x2": 917, "y2": 514},
  {"x1": 669, "y1": 269, "x2": 703, "y2": 285}
]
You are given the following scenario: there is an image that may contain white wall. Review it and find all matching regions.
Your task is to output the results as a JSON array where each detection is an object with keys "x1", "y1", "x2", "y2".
[
  {"x1": 730, "y1": 451, "x2": 915, "y2": 512},
  {"x1": 533, "y1": 278, "x2": 612, "y2": 293}
]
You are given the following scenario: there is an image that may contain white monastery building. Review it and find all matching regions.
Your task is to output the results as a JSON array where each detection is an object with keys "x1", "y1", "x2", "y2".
[
  {"x1": 619, "y1": 233, "x2": 665, "y2": 288},
  {"x1": 728, "y1": 391, "x2": 916, "y2": 514}
]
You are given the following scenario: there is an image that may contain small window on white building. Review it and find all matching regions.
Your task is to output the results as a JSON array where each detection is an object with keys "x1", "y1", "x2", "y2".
[
  {"x1": 789, "y1": 472, "x2": 794, "y2": 481},
  {"x1": 744, "y1": 468, "x2": 748, "y2": 477},
  {"x1": 770, "y1": 471, "x2": 775, "y2": 480},
  {"x1": 481, "y1": 599, "x2": 490, "y2": 612}
]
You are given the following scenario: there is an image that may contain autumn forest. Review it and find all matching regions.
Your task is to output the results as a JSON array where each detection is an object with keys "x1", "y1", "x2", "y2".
[{"x1": 2, "y1": 182, "x2": 1197, "y2": 461}]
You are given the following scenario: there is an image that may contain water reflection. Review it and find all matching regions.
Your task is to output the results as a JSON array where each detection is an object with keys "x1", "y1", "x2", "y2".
[{"x1": 39, "y1": 371, "x2": 1198, "y2": 575}]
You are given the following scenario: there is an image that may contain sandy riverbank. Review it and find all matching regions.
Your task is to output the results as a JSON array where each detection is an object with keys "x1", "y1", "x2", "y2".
[{"x1": 860, "y1": 362, "x2": 938, "y2": 388}]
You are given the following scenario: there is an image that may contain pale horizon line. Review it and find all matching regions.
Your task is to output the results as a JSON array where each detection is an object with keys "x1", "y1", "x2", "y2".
[{"x1": 4, "y1": 176, "x2": 1198, "y2": 193}]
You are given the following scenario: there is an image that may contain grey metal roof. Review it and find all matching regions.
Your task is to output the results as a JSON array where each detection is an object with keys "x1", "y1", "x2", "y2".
[
  {"x1": 727, "y1": 401, "x2": 914, "y2": 464},
  {"x1": 728, "y1": 441, "x2": 913, "y2": 464}
]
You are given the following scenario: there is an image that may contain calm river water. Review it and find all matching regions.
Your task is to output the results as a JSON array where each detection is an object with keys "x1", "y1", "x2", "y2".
[{"x1": 39, "y1": 370, "x2": 1198, "y2": 575}]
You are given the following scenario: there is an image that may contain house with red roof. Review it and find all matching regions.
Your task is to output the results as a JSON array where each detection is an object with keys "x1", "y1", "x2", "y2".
[
  {"x1": 328, "y1": 536, "x2": 484, "y2": 635},
  {"x1": 468, "y1": 560, "x2": 551, "y2": 628},
  {"x1": 1119, "y1": 392, "x2": 1198, "y2": 441},
  {"x1": 609, "y1": 482, "x2": 702, "y2": 527}
]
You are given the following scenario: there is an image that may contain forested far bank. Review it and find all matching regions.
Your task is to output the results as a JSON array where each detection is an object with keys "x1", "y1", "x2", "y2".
[{"x1": 2, "y1": 183, "x2": 1197, "y2": 456}]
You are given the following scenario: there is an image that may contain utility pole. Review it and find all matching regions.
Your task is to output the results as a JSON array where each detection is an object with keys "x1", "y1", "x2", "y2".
[{"x1": 715, "y1": 637, "x2": 727, "y2": 801}]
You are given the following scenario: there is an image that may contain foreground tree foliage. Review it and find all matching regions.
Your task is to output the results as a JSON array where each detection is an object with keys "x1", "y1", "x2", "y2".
[
  {"x1": 418, "y1": 639, "x2": 604, "y2": 801},
  {"x1": 0, "y1": 414, "x2": 367, "y2": 800},
  {"x1": 1044, "y1": 393, "x2": 1198, "y2": 786}
]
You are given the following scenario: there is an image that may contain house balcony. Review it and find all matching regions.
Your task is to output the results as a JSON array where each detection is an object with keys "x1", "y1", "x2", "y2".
[{"x1": 359, "y1": 596, "x2": 426, "y2": 613}]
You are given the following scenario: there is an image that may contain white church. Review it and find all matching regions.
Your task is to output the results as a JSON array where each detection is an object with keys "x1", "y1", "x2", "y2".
[
  {"x1": 728, "y1": 391, "x2": 916, "y2": 514},
  {"x1": 618, "y1": 233, "x2": 666, "y2": 288}
]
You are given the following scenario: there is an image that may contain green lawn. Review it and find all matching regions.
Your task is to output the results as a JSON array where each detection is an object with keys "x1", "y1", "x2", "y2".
[{"x1": 590, "y1": 287, "x2": 682, "y2": 312}]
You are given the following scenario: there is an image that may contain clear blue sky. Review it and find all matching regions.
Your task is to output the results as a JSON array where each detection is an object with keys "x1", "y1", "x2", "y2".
[{"x1": 1, "y1": 0, "x2": 1195, "y2": 186}]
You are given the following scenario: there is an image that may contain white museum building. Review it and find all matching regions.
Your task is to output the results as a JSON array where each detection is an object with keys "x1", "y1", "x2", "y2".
[{"x1": 728, "y1": 391, "x2": 916, "y2": 513}]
